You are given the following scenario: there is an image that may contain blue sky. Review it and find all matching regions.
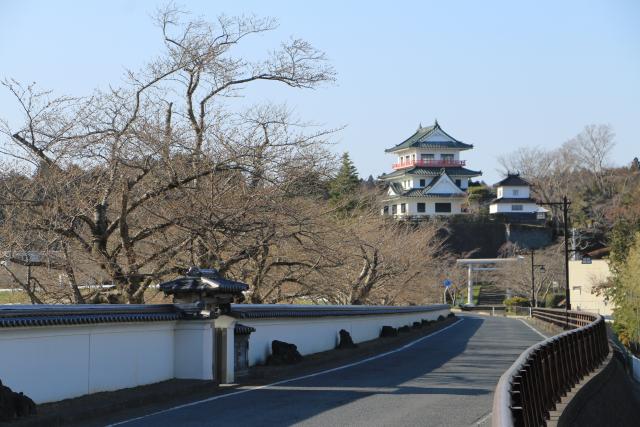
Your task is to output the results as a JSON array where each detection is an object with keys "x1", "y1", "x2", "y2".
[{"x1": 1, "y1": 0, "x2": 638, "y2": 183}]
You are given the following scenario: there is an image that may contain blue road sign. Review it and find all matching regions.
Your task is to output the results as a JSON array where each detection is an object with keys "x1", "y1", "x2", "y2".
[{"x1": 443, "y1": 279, "x2": 452, "y2": 288}]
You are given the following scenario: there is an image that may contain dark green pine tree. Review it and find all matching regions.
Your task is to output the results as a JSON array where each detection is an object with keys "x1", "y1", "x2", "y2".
[{"x1": 329, "y1": 152, "x2": 360, "y2": 208}]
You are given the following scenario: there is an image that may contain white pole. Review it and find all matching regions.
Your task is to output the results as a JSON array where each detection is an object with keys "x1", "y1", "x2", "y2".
[{"x1": 467, "y1": 265, "x2": 473, "y2": 306}]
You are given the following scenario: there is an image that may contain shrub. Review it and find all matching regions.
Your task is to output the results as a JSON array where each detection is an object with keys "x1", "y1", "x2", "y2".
[
  {"x1": 504, "y1": 296, "x2": 530, "y2": 308},
  {"x1": 544, "y1": 294, "x2": 564, "y2": 308}
]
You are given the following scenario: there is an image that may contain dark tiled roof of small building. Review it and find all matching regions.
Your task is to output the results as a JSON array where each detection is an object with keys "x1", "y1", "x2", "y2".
[
  {"x1": 380, "y1": 166, "x2": 482, "y2": 180},
  {"x1": 234, "y1": 323, "x2": 256, "y2": 335},
  {"x1": 160, "y1": 268, "x2": 249, "y2": 296},
  {"x1": 0, "y1": 304, "x2": 190, "y2": 328},
  {"x1": 495, "y1": 174, "x2": 531, "y2": 187},
  {"x1": 490, "y1": 197, "x2": 538, "y2": 204},
  {"x1": 385, "y1": 122, "x2": 473, "y2": 153}
]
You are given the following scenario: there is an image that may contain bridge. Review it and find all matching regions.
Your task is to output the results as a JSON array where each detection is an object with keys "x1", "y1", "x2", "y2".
[{"x1": 0, "y1": 273, "x2": 636, "y2": 426}]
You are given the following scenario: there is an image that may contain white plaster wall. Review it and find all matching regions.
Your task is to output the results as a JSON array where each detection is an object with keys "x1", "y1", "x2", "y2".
[
  {"x1": 490, "y1": 202, "x2": 538, "y2": 213},
  {"x1": 384, "y1": 199, "x2": 465, "y2": 217},
  {"x1": 238, "y1": 308, "x2": 450, "y2": 366},
  {"x1": 0, "y1": 320, "x2": 212, "y2": 404},
  {"x1": 424, "y1": 200, "x2": 464, "y2": 216},
  {"x1": 497, "y1": 186, "x2": 530, "y2": 199}
]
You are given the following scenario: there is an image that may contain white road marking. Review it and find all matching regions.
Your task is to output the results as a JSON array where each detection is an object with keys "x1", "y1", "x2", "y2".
[
  {"x1": 519, "y1": 318, "x2": 548, "y2": 339},
  {"x1": 475, "y1": 411, "x2": 492, "y2": 425},
  {"x1": 108, "y1": 318, "x2": 465, "y2": 426}
]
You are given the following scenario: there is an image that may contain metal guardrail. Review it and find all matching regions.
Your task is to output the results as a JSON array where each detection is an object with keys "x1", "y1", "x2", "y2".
[
  {"x1": 492, "y1": 309, "x2": 609, "y2": 427},
  {"x1": 531, "y1": 307, "x2": 596, "y2": 330}
]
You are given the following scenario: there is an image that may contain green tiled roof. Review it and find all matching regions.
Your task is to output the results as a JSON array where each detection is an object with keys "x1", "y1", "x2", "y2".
[
  {"x1": 385, "y1": 121, "x2": 473, "y2": 153},
  {"x1": 379, "y1": 166, "x2": 482, "y2": 180},
  {"x1": 401, "y1": 190, "x2": 467, "y2": 198},
  {"x1": 386, "y1": 169, "x2": 467, "y2": 199}
]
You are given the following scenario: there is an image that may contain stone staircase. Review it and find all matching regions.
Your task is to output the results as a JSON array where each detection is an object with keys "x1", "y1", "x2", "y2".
[{"x1": 476, "y1": 284, "x2": 506, "y2": 306}]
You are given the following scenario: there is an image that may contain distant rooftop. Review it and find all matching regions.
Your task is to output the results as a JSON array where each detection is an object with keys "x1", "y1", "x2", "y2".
[{"x1": 495, "y1": 173, "x2": 531, "y2": 187}]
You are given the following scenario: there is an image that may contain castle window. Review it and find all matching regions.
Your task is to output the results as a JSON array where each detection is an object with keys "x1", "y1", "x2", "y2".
[
  {"x1": 513, "y1": 189, "x2": 520, "y2": 196},
  {"x1": 400, "y1": 203, "x2": 406, "y2": 213},
  {"x1": 417, "y1": 203, "x2": 426, "y2": 213},
  {"x1": 383, "y1": 206, "x2": 389, "y2": 215},
  {"x1": 441, "y1": 154, "x2": 454, "y2": 161},
  {"x1": 391, "y1": 205, "x2": 397, "y2": 215},
  {"x1": 421, "y1": 154, "x2": 434, "y2": 160},
  {"x1": 512, "y1": 205, "x2": 523, "y2": 211},
  {"x1": 419, "y1": 179, "x2": 426, "y2": 187},
  {"x1": 455, "y1": 179, "x2": 461, "y2": 187},
  {"x1": 435, "y1": 203, "x2": 451, "y2": 213}
]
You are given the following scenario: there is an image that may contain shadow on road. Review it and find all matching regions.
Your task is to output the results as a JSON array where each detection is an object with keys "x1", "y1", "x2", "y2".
[{"x1": 120, "y1": 315, "x2": 548, "y2": 426}]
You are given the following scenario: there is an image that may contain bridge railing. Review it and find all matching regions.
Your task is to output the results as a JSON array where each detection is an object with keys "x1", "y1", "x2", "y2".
[{"x1": 492, "y1": 309, "x2": 609, "y2": 427}]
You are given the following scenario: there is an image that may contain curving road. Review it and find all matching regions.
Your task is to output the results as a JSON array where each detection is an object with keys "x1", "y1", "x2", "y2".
[{"x1": 109, "y1": 315, "x2": 544, "y2": 427}]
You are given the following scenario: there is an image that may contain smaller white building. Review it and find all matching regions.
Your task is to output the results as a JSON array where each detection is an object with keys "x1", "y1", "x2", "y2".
[
  {"x1": 569, "y1": 259, "x2": 613, "y2": 317},
  {"x1": 490, "y1": 174, "x2": 548, "y2": 219}
]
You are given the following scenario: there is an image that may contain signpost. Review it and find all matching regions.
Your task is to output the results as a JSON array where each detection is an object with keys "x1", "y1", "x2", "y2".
[{"x1": 443, "y1": 279, "x2": 452, "y2": 304}]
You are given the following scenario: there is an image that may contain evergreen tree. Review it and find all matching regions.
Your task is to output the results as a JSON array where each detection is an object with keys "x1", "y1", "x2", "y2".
[
  {"x1": 364, "y1": 175, "x2": 376, "y2": 189},
  {"x1": 329, "y1": 153, "x2": 360, "y2": 202},
  {"x1": 611, "y1": 232, "x2": 640, "y2": 353}
]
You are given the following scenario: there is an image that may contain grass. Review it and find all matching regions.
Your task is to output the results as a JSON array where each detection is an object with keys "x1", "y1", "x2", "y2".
[
  {"x1": 453, "y1": 284, "x2": 481, "y2": 305},
  {"x1": 0, "y1": 290, "x2": 31, "y2": 304},
  {"x1": 0, "y1": 287, "x2": 171, "y2": 305}
]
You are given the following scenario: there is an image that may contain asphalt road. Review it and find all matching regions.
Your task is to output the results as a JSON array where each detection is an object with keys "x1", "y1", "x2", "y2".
[{"x1": 110, "y1": 315, "x2": 544, "y2": 427}]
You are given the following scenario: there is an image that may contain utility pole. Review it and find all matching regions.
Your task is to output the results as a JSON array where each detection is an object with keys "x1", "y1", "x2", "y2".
[
  {"x1": 529, "y1": 249, "x2": 545, "y2": 308},
  {"x1": 531, "y1": 249, "x2": 535, "y2": 308},
  {"x1": 563, "y1": 196, "x2": 571, "y2": 310},
  {"x1": 539, "y1": 196, "x2": 572, "y2": 311}
]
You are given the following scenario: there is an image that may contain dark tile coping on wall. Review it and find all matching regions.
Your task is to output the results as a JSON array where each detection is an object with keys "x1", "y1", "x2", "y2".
[
  {"x1": 0, "y1": 303, "x2": 450, "y2": 328},
  {"x1": 0, "y1": 304, "x2": 202, "y2": 328},
  {"x1": 228, "y1": 304, "x2": 450, "y2": 319}
]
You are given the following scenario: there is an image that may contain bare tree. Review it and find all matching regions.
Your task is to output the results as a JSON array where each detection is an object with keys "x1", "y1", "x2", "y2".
[
  {"x1": 565, "y1": 124, "x2": 616, "y2": 196},
  {"x1": 0, "y1": 6, "x2": 335, "y2": 304}
]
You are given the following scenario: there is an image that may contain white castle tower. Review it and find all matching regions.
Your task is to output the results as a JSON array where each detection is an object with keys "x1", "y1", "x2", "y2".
[{"x1": 379, "y1": 120, "x2": 481, "y2": 217}]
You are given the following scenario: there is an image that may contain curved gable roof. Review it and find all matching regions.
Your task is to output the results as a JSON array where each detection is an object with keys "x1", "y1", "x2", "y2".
[{"x1": 385, "y1": 121, "x2": 474, "y2": 153}]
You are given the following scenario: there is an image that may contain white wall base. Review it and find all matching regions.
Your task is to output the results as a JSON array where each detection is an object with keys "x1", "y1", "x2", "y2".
[{"x1": 0, "y1": 320, "x2": 213, "y2": 404}]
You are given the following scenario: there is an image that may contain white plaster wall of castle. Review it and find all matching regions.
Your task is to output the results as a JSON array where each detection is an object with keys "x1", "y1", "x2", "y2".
[
  {"x1": 489, "y1": 202, "x2": 538, "y2": 214},
  {"x1": 384, "y1": 199, "x2": 464, "y2": 216},
  {"x1": 229, "y1": 308, "x2": 450, "y2": 366},
  {"x1": 497, "y1": 186, "x2": 530, "y2": 199},
  {"x1": 0, "y1": 320, "x2": 213, "y2": 404},
  {"x1": 430, "y1": 176, "x2": 463, "y2": 195}
]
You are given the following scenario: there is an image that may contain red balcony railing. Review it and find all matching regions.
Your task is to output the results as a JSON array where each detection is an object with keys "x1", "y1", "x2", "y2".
[{"x1": 391, "y1": 159, "x2": 466, "y2": 170}]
